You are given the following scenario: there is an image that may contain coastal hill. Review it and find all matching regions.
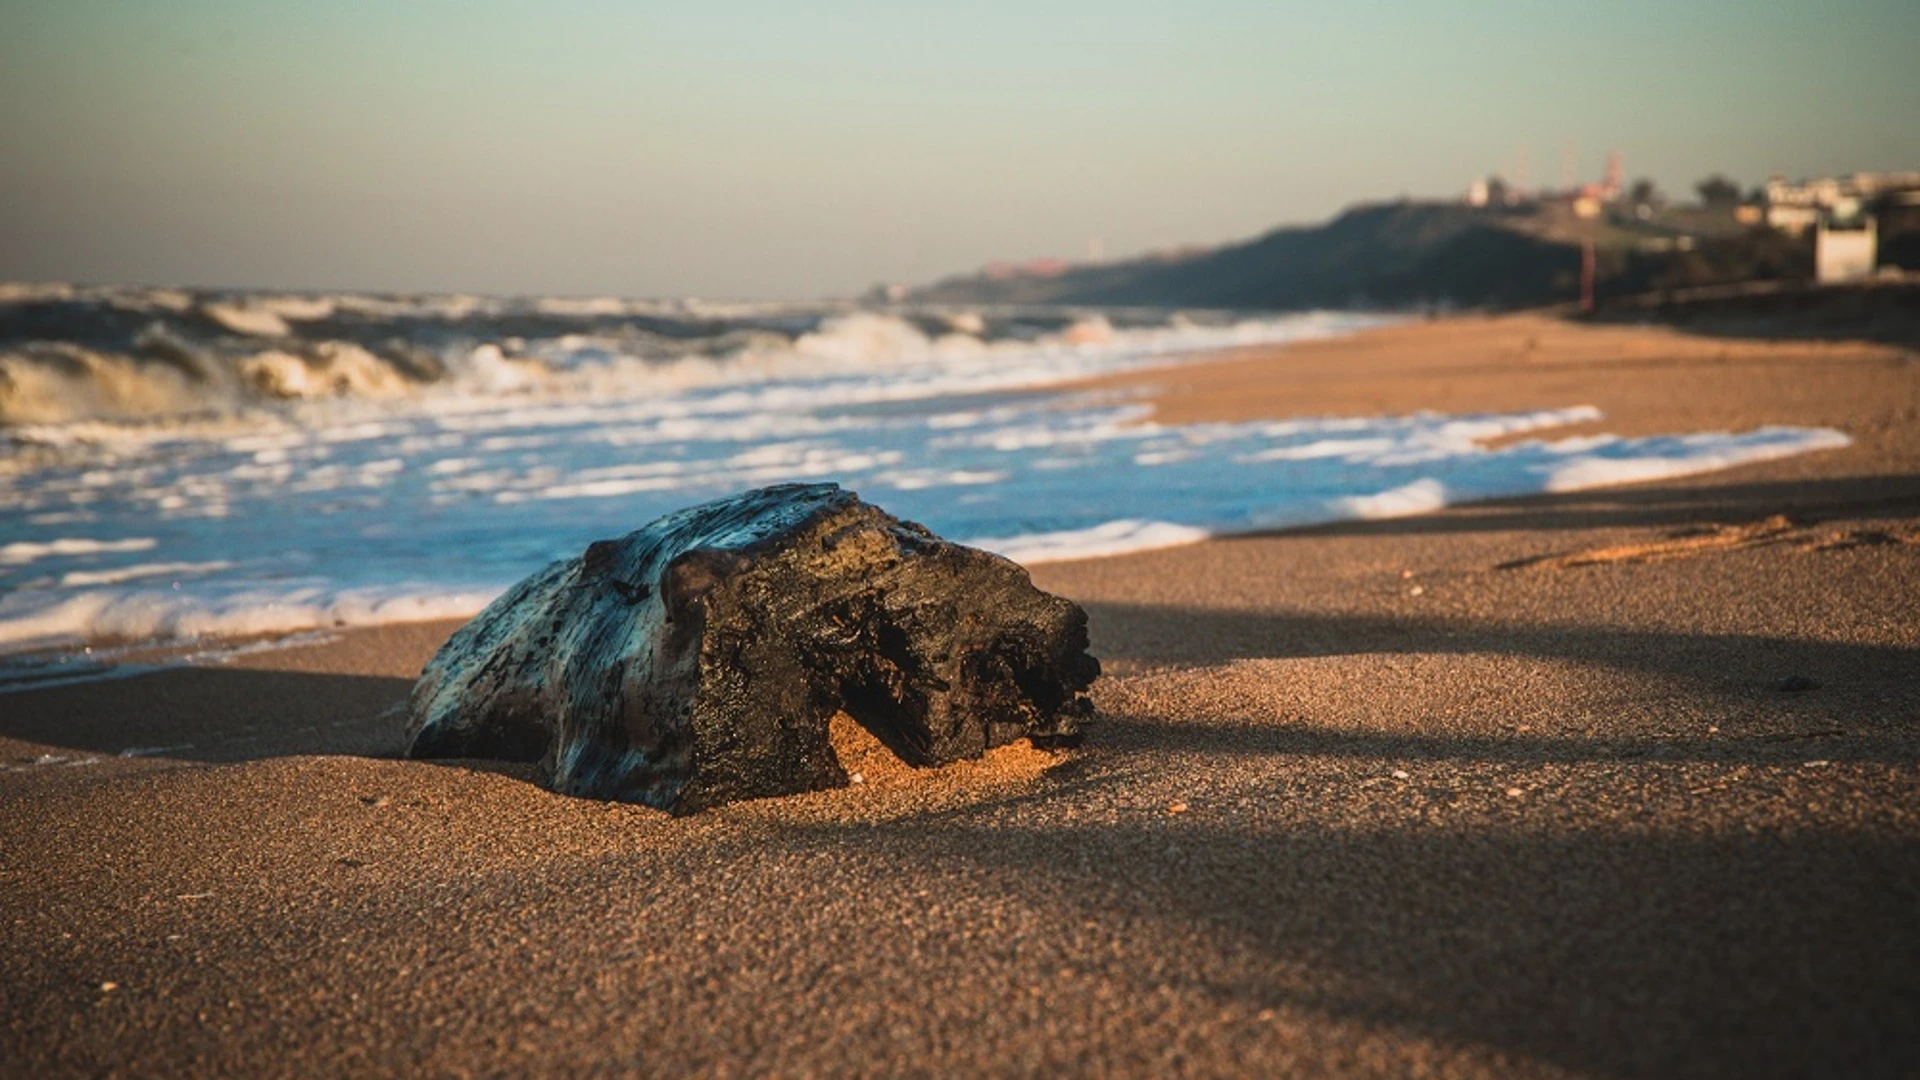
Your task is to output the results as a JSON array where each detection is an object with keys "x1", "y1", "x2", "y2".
[{"x1": 901, "y1": 198, "x2": 1818, "y2": 311}]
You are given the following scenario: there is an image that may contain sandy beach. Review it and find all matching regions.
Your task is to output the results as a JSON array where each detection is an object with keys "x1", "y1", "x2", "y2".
[{"x1": 5, "y1": 313, "x2": 1918, "y2": 1076}]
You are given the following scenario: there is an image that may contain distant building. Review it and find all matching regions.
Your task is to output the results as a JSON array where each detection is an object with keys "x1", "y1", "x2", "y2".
[
  {"x1": 1815, "y1": 216, "x2": 1877, "y2": 283},
  {"x1": 1486, "y1": 150, "x2": 1622, "y2": 216},
  {"x1": 1766, "y1": 171, "x2": 1920, "y2": 208},
  {"x1": 1600, "y1": 150, "x2": 1625, "y2": 201},
  {"x1": 1765, "y1": 171, "x2": 1920, "y2": 244},
  {"x1": 1766, "y1": 172, "x2": 1920, "y2": 222},
  {"x1": 1766, "y1": 204, "x2": 1821, "y2": 236},
  {"x1": 981, "y1": 257, "x2": 1071, "y2": 281}
]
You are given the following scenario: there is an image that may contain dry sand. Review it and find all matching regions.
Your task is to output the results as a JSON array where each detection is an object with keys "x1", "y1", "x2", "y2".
[{"x1": 4, "y1": 313, "x2": 1918, "y2": 1077}]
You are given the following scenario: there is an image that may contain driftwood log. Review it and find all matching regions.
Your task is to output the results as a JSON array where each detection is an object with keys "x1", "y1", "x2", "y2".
[{"x1": 405, "y1": 483, "x2": 1097, "y2": 813}]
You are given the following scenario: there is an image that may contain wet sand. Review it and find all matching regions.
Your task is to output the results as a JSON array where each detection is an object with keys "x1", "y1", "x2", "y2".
[{"x1": 4, "y1": 313, "x2": 1918, "y2": 1076}]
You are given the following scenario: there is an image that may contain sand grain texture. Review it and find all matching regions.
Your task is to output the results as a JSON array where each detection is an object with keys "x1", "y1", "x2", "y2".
[{"x1": 4, "y1": 314, "x2": 1918, "y2": 1077}]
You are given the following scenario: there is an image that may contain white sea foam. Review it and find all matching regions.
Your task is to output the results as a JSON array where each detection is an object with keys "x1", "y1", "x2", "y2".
[
  {"x1": 975, "y1": 520, "x2": 1215, "y2": 563},
  {"x1": 0, "y1": 298, "x2": 1853, "y2": 656},
  {"x1": 1541, "y1": 427, "x2": 1853, "y2": 491},
  {"x1": 200, "y1": 302, "x2": 292, "y2": 338},
  {"x1": 1334, "y1": 478, "x2": 1451, "y2": 519},
  {"x1": 0, "y1": 585, "x2": 498, "y2": 651},
  {"x1": 58, "y1": 560, "x2": 233, "y2": 587},
  {"x1": 2, "y1": 537, "x2": 157, "y2": 566}
]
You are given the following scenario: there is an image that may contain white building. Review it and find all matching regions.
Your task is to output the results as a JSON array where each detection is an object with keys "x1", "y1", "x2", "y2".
[
  {"x1": 1765, "y1": 171, "x2": 1920, "y2": 210},
  {"x1": 1815, "y1": 218, "x2": 1877, "y2": 283},
  {"x1": 1767, "y1": 173, "x2": 1914, "y2": 255},
  {"x1": 1766, "y1": 204, "x2": 1821, "y2": 236}
]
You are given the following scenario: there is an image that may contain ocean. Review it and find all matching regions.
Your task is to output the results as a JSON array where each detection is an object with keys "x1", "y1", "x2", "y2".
[{"x1": 0, "y1": 283, "x2": 1847, "y2": 665}]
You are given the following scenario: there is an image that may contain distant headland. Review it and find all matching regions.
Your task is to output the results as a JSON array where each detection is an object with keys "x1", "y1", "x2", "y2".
[{"x1": 892, "y1": 170, "x2": 1920, "y2": 318}]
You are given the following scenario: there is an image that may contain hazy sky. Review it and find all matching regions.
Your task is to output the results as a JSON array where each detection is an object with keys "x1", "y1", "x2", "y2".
[{"x1": 3, "y1": 1, "x2": 1916, "y2": 299}]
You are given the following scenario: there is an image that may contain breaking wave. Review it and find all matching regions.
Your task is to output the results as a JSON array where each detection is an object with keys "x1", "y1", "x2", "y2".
[{"x1": 0, "y1": 283, "x2": 1309, "y2": 425}]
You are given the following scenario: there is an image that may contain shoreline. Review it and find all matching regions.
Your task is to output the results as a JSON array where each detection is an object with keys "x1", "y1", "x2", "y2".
[
  {"x1": 5, "y1": 311, "x2": 1918, "y2": 1076},
  {"x1": 3, "y1": 310, "x2": 1896, "y2": 665}
]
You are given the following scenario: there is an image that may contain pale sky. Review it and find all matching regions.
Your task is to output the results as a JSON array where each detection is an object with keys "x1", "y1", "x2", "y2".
[{"x1": 3, "y1": 0, "x2": 1916, "y2": 299}]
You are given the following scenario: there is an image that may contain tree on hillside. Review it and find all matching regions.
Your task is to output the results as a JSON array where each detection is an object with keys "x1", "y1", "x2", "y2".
[
  {"x1": 1695, "y1": 174, "x2": 1742, "y2": 207},
  {"x1": 1628, "y1": 178, "x2": 1663, "y2": 207}
]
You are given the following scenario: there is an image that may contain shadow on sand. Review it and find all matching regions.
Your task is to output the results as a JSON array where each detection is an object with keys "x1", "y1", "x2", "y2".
[
  {"x1": 0, "y1": 666, "x2": 416, "y2": 763},
  {"x1": 1082, "y1": 601, "x2": 1918, "y2": 714}
]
